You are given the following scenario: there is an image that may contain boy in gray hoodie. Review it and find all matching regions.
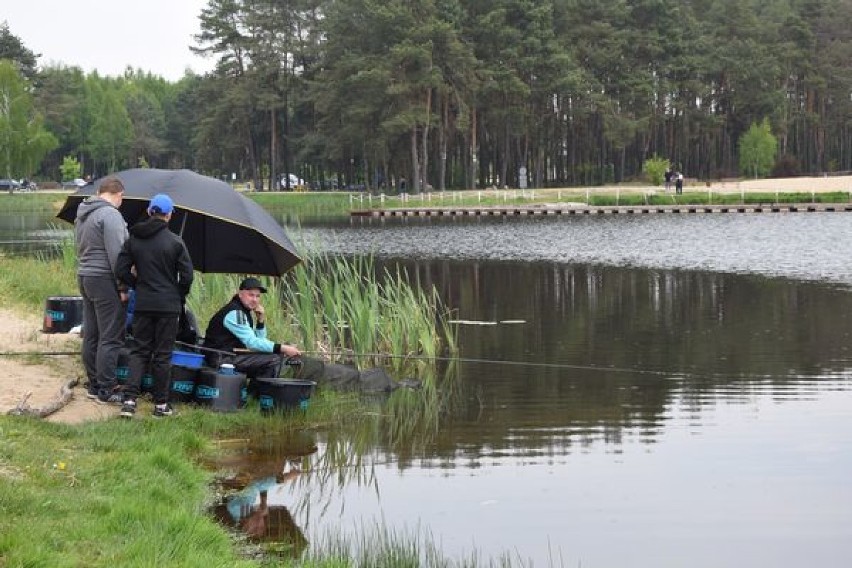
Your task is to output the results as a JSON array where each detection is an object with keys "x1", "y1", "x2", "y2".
[{"x1": 75, "y1": 176, "x2": 129, "y2": 404}]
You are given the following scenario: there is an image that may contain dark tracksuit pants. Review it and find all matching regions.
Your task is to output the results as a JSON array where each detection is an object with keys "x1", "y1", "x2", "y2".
[
  {"x1": 78, "y1": 275, "x2": 125, "y2": 394},
  {"x1": 233, "y1": 352, "x2": 323, "y2": 383},
  {"x1": 127, "y1": 312, "x2": 179, "y2": 404},
  {"x1": 206, "y1": 351, "x2": 324, "y2": 395}
]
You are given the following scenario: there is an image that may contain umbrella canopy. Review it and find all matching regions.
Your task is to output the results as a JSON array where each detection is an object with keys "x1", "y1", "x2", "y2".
[{"x1": 56, "y1": 168, "x2": 301, "y2": 276}]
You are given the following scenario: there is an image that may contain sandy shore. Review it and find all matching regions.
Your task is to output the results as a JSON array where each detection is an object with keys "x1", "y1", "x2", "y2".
[{"x1": 0, "y1": 307, "x2": 114, "y2": 423}]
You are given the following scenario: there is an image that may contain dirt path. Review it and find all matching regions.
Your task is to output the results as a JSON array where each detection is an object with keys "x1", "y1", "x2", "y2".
[{"x1": 0, "y1": 307, "x2": 113, "y2": 424}]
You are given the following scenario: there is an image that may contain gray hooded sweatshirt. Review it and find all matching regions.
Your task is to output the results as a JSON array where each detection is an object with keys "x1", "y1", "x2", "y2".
[{"x1": 75, "y1": 197, "x2": 129, "y2": 278}]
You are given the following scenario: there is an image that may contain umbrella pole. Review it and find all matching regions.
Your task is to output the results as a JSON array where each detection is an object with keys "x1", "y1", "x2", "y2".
[{"x1": 179, "y1": 210, "x2": 188, "y2": 236}]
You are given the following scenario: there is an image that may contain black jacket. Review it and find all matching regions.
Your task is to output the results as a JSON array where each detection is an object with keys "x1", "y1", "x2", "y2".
[
  {"x1": 204, "y1": 296, "x2": 249, "y2": 354},
  {"x1": 115, "y1": 217, "x2": 194, "y2": 315}
]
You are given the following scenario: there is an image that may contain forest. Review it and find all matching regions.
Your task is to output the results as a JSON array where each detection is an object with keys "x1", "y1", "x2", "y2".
[{"x1": 2, "y1": 0, "x2": 852, "y2": 192}]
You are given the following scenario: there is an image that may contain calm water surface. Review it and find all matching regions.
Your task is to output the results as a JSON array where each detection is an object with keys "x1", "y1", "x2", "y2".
[{"x1": 5, "y1": 210, "x2": 852, "y2": 566}]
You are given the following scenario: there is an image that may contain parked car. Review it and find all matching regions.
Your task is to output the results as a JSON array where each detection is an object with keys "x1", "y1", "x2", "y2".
[
  {"x1": 0, "y1": 179, "x2": 22, "y2": 192},
  {"x1": 61, "y1": 178, "x2": 88, "y2": 189},
  {"x1": 278, "y1": 173, "x2": 305, "y2": 190}
]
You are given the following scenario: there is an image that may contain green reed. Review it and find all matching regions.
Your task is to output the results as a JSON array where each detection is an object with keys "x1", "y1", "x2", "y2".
[
  {"x1": 304, "y1": 521, "x2": 562, "y2": 568},
  {"x1": 278, "y1": 252, "x2": 458, "y2": 379}
]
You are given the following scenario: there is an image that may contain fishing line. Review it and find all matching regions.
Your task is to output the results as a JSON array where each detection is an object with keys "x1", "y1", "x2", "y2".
[
  {"x1": 0, "y1": 347, "x2": 751, "y2": 380},
  {"x1": 300, "y1": 349, "x2": 678, "y2": 377}
]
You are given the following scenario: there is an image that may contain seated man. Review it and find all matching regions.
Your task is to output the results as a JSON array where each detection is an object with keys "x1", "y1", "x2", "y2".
[{"x1": 203, "y1": 277, "x2": 322, "y2": 383}]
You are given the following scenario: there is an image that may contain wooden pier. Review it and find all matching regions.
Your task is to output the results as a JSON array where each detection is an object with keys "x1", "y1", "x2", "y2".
[{"x1": 352, "y1": 202, "x2": 852, "y2": 218}]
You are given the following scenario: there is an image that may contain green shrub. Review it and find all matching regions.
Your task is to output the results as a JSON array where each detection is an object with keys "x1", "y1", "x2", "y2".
[{"x1": 642, "y1": 156, "x2": 669, "y2": 186}]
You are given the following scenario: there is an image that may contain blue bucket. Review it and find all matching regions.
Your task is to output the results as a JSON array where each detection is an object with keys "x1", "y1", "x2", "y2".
[{"x1": 171, "y1": 350, "x2": 204, "y2": 369}]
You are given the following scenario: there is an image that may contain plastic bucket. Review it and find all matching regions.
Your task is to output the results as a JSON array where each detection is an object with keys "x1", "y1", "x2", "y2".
[
  {"x1": 43, "y1": 296, "x2": 83, "y2": 333},
  {"x1": 115, "y1": 350, "x2": 154, "y2": 393},
  {"x1": 170, "y1": 365, "x2": 198, "y2": 403},
  {"x1": 171, "y1": 350, "x2": 204, "y2": 369},
  {"x1": 195, "y1": 368, "x2": 245, "y2": 412},
  {"x1": 141, "y1": 373, "x2": 153, "y2": 393},
  {"x1": 252, "y1": 378, "x2": 316, "y2": 412},
  {"x1": 115, "y1": 347, "x2": 131, "y2": 385}
]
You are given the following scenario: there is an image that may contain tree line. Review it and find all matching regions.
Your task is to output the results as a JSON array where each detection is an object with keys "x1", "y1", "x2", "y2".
[{"x1": 2, "y1": 0, "x2": 852, "y2": 192}]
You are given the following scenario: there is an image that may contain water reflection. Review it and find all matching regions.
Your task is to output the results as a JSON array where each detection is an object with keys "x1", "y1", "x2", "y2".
[
  {"x1": 0, "y1": 210, "x2": 67, "y2": 256},
  {"x1": 393, "y1": 261, "x2": 852, "y2": 461},
  {"x1": 207, "y1": 432, "x2": 317, "y2": 553}
]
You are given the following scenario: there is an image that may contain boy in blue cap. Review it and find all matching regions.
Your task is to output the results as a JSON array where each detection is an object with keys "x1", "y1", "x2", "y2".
[{"x1": 115, "y1": 194, "x2": 194, "y2": 417}]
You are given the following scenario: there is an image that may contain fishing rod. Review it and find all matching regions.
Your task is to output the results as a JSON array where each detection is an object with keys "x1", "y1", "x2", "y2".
[
  {"x1": 183, "y1": 341, "x2": 671, "y2": 377},
  {"x1": 0, "y1": 346, "x2": 671, "y2": 375},
  {"x1": 0, "y1": 345, "x2": 725, "y2": 379}
]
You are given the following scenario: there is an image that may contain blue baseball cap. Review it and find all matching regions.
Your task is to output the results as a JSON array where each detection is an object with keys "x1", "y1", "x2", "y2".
[{"x1": 148, "y1": 194, "x2": 174, "y2": 215}]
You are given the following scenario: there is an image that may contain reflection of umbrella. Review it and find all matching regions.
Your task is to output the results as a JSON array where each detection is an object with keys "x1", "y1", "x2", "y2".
[{"x1": 56, "y1": 168, "x2": 301, "y2": 275}]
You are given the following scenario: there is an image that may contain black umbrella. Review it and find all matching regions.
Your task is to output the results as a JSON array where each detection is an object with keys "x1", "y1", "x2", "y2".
[{"x1": 56, "y1": 168, "x2": 301, "y2": 276}]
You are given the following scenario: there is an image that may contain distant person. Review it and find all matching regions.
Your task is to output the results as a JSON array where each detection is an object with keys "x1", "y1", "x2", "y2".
[
  {"x1": 675, "y1": 171, "x2": 684, "y2": 195},
  {"x1": 203, "y1": 277, "x2": 323, "y2": 384},
  {"x1": 115, "y1": 194, "x2": 194, "y2": 418},
  {"x1": 664, "y1": 169, "x2": 673, "y2": 192},
  {"x1": 75, "y1": 176, "x2": 128, "y2": 404}
]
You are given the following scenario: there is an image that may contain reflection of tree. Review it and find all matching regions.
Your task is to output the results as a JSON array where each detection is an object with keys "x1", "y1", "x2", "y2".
[{"x1": 387, "y1": 258, "x2": 852, "y2": 460}]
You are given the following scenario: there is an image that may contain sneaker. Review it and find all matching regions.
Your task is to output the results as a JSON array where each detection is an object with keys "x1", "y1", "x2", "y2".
[
  {"x1": 120, "y1": 399, "x2": 136, "y2": 418},
  {"x1": 95, "y1": 389, "x2": 123, "y2": 405},
  {"x1": 153, "y1": 403, "x2": 174, "y2": 417},
  {"x1": 85, "y1": 386, "x2": 99, "y2": 400}
]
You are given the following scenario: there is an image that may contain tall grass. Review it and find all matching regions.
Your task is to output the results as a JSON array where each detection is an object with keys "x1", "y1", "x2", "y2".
[
  {"x1": 0, "y1": 236, "x2": 78, "y2": 308},
  {"x1": 304, "y1": 521, "x2": 563, "y2": 568},
  {"x1": 277, "y1": 252, "x2": 458, "y2": 379}
]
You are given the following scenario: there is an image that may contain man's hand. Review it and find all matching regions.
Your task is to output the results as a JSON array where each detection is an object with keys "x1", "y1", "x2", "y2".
[
  {"x1": 253, "y1": 303, "x2": 265, "y2": 324},
  {"x1": 282, "y1": 344, "x2": 301, "y2": 358}
]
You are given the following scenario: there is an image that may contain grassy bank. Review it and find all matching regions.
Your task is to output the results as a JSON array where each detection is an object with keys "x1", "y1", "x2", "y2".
[{"x1": 0, "y1": 412, "x2": 258, "y2": 567}]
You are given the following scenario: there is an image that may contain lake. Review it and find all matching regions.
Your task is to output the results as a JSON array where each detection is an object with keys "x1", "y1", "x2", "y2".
[{"x1": 4, "y1": 209, "x2": 852, "y2": 567}]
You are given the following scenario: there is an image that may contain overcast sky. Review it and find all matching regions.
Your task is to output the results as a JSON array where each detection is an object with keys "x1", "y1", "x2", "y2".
[{"x1": 3, "y1": 0, "x2": 215, "y2": 81}]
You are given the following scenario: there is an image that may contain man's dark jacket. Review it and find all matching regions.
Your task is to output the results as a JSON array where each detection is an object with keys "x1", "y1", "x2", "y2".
[
  {"x1": 204, "y1": 296, "x2": 252, "y2": 353},
  {"x1": 115, "y1": 217, "x2": 193, "y2": 315}
]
